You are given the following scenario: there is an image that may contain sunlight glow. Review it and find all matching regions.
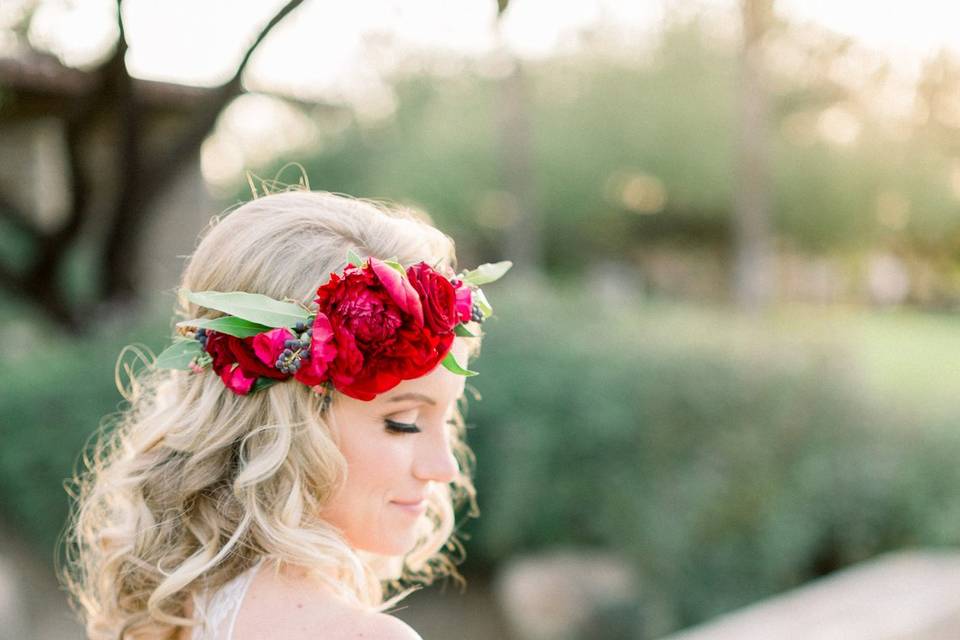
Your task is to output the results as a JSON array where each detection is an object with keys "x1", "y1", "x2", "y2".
[{"x1": 18, "y1": 0, "x2": 960, "y2": 100}]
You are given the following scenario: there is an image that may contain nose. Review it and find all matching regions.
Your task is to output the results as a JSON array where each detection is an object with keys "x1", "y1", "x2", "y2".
[{"x1": 412, "y1": 425, "x2": 459, "y2": 484}]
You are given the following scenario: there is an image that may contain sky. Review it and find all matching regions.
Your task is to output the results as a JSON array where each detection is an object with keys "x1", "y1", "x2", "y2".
[
  {"x1": 6, "y1": 0, "x2": 959, "y2": 187},
  {"x1": 12, "y1": 0, "x2": 960, "y2": 91}
]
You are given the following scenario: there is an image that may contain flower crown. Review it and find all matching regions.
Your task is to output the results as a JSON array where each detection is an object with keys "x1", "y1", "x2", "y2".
[{"x1": 156, "y1": 249, "x2": 511, "y2": 401}]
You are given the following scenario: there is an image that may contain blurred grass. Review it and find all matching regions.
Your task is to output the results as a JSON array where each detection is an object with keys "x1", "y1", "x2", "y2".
[{"x1": 596, "y1": 300, "x2": 960, "y2": 415}]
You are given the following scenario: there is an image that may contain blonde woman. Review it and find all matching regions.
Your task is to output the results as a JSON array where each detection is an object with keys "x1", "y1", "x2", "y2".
[{"x1": 60, "y1": 190, "x2": 510, "y2": 639}]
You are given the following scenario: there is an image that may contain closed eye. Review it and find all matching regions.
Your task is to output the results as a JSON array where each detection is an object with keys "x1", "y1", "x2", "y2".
[{"x1": 385, "y1": 419, "x2": 422, "y2": 434}]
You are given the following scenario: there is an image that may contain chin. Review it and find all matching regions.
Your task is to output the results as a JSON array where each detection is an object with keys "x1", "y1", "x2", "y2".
[
  {"x1": 375, "y1": 534, "x2": 419, "y2": 557},
  {"x1": 351, "y1": 529, "x2": 419, "y2": 557}
]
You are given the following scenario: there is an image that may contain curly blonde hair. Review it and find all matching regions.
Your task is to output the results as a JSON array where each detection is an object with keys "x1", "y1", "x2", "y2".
[{"x1": 59, "y1": 190, "x2": 481, "y2": 639}]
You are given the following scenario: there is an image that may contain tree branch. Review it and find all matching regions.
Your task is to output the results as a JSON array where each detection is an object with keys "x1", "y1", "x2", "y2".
[
  {"x1": 139, "y1": 0, "x2": 306, "y2": 202},
  {"x1": 99, "y1": 0, "x2": 306, "y2": 304},
  {"x1": 232, "y1": 0, "x2": 305, "y2": 91}
]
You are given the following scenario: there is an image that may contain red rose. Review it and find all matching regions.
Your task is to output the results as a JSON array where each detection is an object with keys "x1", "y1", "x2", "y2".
[
  {"x1": 407, "y1": 262, "x2": 459, "y2": 335},
  {"x1": 252, "y1": 327, "x2": 296, "y2": 366}
]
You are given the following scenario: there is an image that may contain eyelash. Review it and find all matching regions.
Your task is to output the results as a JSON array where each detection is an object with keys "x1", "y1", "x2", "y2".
[{"x1": 385, "y1": 419, "x2": 422, "y2": 434}]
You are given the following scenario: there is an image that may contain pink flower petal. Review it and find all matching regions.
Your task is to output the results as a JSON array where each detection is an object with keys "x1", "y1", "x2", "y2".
[
  {"x1": 221, "y1": 364, "x2": 256, "y2": 395},
  {"x1": 370, "y1": 257, "x2": 424, "y2": 327},
  {"x1": 295, "y1": 313, "x2": 338, "y2": 386},
  {"x1": 252, "y1": 327, "x2": 295, "y2": 366},
  {"x1": 453, "y1": 280, "x2": 473, "y2": 324}
]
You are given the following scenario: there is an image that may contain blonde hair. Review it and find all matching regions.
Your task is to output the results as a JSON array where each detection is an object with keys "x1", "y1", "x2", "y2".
[{"x1": 59, "y1": 190, "x2": 482, "y2": 639}]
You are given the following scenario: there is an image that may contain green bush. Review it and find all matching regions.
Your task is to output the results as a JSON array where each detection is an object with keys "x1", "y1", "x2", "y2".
[
  {"x1": 4, "y1": 286, "x2": 960, "y2": 637},
  {"x1": 463, "y1": 283, "x2": 960, "y2": 633},
  {"x1": 0, "y1": 303, "x2": 170, "y2": 556}
]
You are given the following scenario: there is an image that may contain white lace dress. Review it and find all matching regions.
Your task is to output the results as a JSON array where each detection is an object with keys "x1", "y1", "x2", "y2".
[{"x1": 191, "y1": 558, "x2": 266, "y2": 640}]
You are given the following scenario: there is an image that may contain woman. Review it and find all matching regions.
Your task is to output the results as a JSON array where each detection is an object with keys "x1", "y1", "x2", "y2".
[{"x1": 60, "y1": 190, "x2": 510, "y2": 639}]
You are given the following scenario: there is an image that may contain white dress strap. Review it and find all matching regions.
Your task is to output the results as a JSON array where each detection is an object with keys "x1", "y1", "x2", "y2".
[{"x1": 193, "y1": 558, "x2": 266, "y2": 640}]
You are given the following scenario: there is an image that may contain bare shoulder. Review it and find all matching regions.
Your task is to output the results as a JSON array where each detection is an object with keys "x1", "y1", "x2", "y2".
[
  {"x1": 232, "y1": 561, "x2": 422, "y2": 640},
  {"x1": 354, "y1": 612, "x2": 423, "y2": 640}
]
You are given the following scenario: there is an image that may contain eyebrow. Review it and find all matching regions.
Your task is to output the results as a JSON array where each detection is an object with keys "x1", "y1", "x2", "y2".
[{"x1": 385, "y1": 392, "x2": 437, "y2": 406}]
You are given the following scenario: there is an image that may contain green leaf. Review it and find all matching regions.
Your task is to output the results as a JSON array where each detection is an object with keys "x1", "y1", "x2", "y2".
[
  {"x1": 473, "y1": 287, "x2": 493, "y2": 317},
  {"x1": 184, "y1": 290, "x2": 309, "y2": 328},
  {"x1": 176, "y1": 316, "x2": 272, "y2": 338},
  {"x1": 441, "y1": 351, "x2": 478, "y2": 376},
  {"x1": 155, "y1": 339, "x2": 201, "y2": 369},
  {"x1": 460, "y1": 261, "x2": 512, "y2": 286},
  {"x1": 347, "y1": 248, "x2": 364, "y2": 267},
  {"x1": 250, "y1": 377, "x2": 281, "y2": 394},
  {"x1": 454, "y1": 323, "x2": 477, "y2": 337},
  {"x1": 383, "y1": 259, "x2": 406, "y2": 275}
]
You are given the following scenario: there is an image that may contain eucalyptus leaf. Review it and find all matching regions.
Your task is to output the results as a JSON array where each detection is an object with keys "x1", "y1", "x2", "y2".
[
  {"x1": 347, "y1": 248, "x2": 364, "y2": 267},
  {"x1": 155, "y1": 339, "x2": 201, "y2": 370},
  {"x1": 441, "y1": 351, "x2": 478, "y2": 376},
  {"x1": 383, "y1": 259, "x2": 406, "y2": 275},
  {"x1": 473, "y1": 287, "x2": 493, "y2": 317},
  {"x1": 460, "y1": 261, "x2": 512, "y2": 286},
  {"x1": 454, "y1": 324, "x2": 477, "y2": 337},
  {"x1": 184, "y1": 290, "x2": 309, "y2": 328},
  {"x1": 176, "y1": 316, "x2": 272, "y2": 338},
  {"x1": 250, "y1": 377, "x2": 281, "y2": 394}
]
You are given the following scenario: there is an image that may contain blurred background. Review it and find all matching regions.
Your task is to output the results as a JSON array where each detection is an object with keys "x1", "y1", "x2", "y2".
[{"x1": 3, "y1": 0, "x2": 960, "y2": 638}]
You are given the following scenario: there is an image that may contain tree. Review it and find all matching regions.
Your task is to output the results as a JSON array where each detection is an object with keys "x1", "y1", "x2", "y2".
[
  {"x1": 0, "y1": 0, "x2": 304, "y2": 332},
  {"x1": 493, "y1": 0, "x2": 543, "y2": 281},
  {"x1": 732, "y1": 0, "x2": 776, "y2": 309}
]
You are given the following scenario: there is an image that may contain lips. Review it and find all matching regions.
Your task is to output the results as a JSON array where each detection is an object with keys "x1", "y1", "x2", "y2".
[
  {"x1": 391, "y1": 497, "x2": 428, "y2": 515},
  {"x1": 391, "y1": 497, "x2": 427, "y2": 506}
]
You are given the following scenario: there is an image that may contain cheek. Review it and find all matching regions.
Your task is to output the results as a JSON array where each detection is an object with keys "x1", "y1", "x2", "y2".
[{"x1": 321, "y1": 435, "x2": 417, "y2": 551}]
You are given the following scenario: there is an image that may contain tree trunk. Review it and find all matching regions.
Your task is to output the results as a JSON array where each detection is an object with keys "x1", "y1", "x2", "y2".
[{"x1": 732, "y1": 0, "x2": 776, "y2": 309}]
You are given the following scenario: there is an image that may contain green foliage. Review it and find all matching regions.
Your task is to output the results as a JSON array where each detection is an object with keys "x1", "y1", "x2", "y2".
[
  {"x1": 5, "y1": 284, "x2": 960, "y2": 635},
  {"x1": 0, "y1": 303, "x2": 171, "y2": 554},
  {"x1": 183, "y1": 290, "x2": 310, "y2": 327},
  {"x1": 460, "y1": 260, "x2": 512, "y2": 287},
  {"x1": 175, "y1": 316, "x2": 273, "y2": 338},
  {"x1": 154, "y1": 338, "x2": 200, "y2": 369},
  {"x1": 461, "y1": 284, "x2": 960, "y2": 632},
  {"x1": 440, "y1": 351, "x2": 477, "y2": 377},
  {"x1": 243, "y1": 17, "x2": 960, "y2": 273}
]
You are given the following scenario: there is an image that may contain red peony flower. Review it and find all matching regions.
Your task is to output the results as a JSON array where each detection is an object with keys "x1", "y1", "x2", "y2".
[
  {"x1": 313, "y1": 257, "x2": 453, "y2": 400},
  {"x1": 370, "y1": 258, "x2": 423, "y2": 327},
  {"x1": 327, "y1": 321, "x2": 373, "y2": 397}
]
